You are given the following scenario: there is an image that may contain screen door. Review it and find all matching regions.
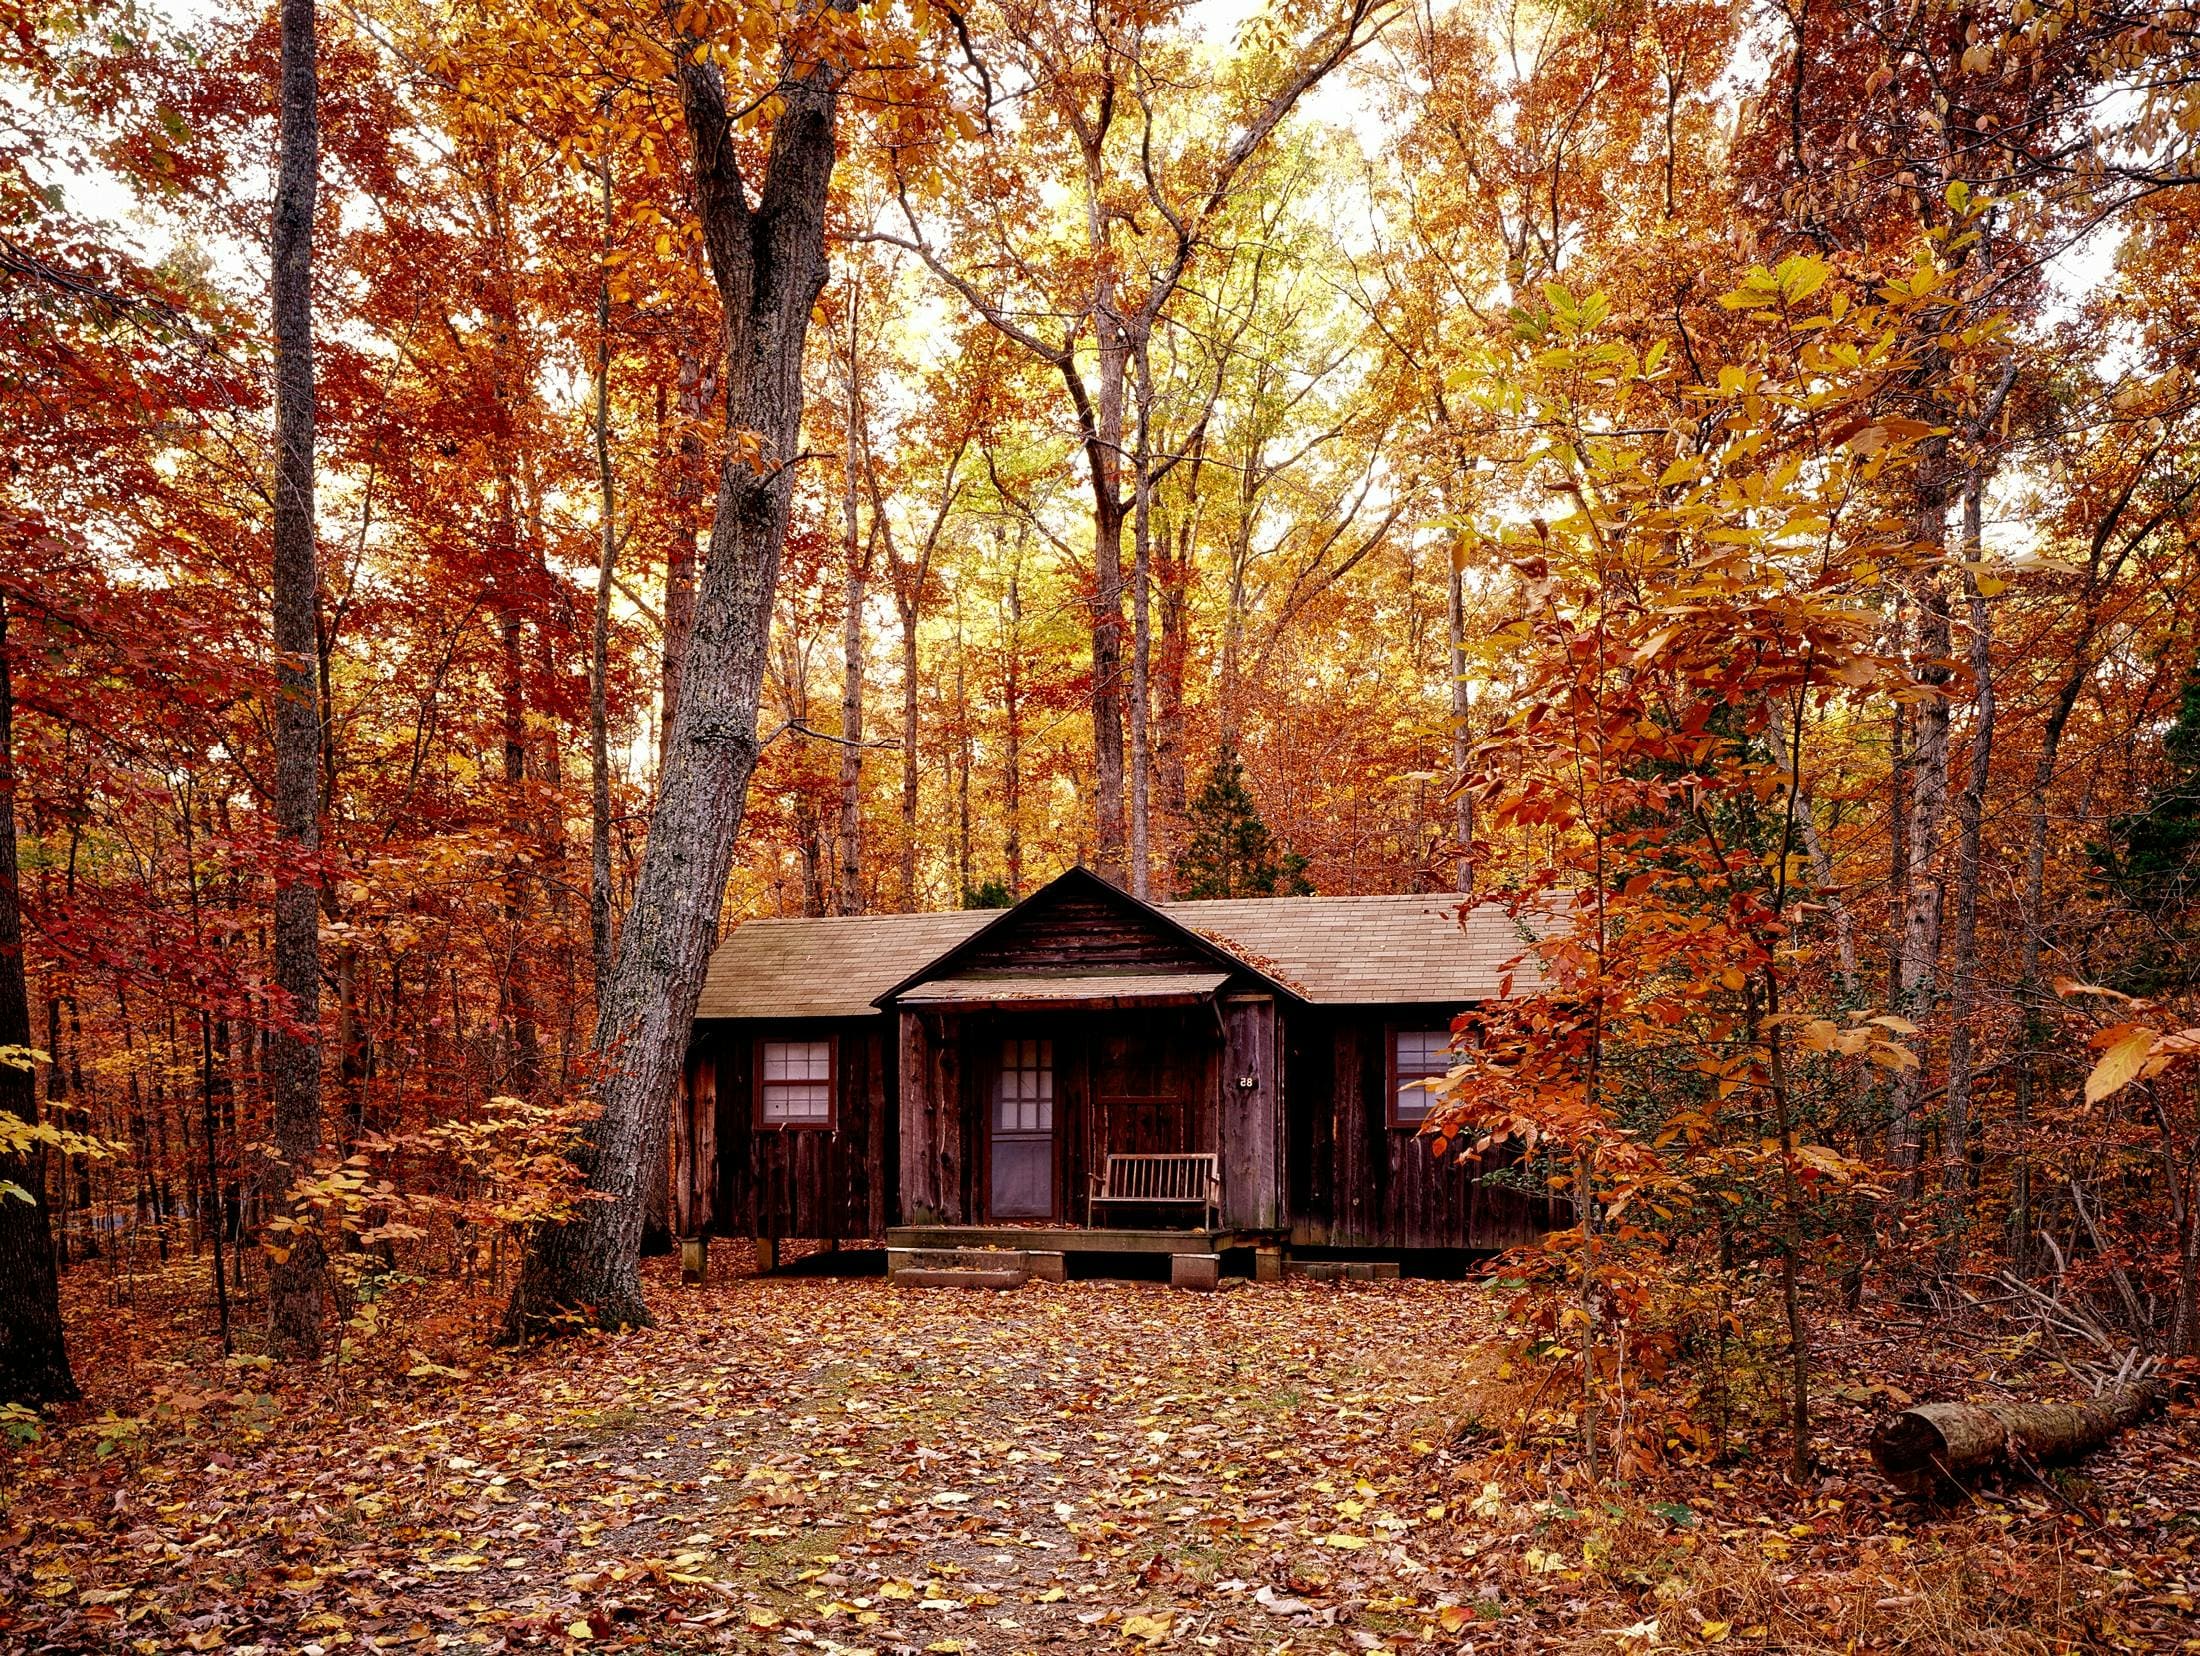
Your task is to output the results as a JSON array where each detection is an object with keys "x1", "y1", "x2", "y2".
[{"x1": 990, "y1": 1037, "x2": 1055, "y2": 1219}]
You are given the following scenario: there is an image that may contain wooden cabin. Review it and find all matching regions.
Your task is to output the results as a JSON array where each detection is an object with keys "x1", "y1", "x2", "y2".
[{"x1": 675, "y1": 866, "x2": 1556, "y2": 1268}]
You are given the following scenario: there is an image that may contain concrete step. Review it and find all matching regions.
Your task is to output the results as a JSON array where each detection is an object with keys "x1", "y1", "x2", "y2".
[
  {"x1": 888, "y1": 1246, "x2": 1028, "y2": 1273},
  {"x1": 890, "y1": 1266, "x2": 1028, "y2": 1290},
  {"x1": 1287, "y1": 1259, "x2": 1402, "y2": 1283},
  {"x1": 887, "y1": 1246, "x2": 1033, "y2": 1290}
]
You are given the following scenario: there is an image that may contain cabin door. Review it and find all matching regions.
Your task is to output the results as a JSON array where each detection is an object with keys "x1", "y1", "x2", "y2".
[
  {"x1": 988, "y1": 1036, "x2": 1056, "y2": 1220},
  {"x1": 1094, "y1": 1021, "x2": 1199, "y2": 1160}
]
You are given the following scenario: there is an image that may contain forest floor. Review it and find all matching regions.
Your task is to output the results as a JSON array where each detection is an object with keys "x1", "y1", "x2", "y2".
[{"x1": 2, "y1": 1250, "x2": 2197, "y2": 1655}]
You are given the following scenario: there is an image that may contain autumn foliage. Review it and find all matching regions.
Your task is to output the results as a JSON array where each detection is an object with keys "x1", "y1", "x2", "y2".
[{"x1": 5, "y1": 0, "x2": 2200, "y2": 1629}]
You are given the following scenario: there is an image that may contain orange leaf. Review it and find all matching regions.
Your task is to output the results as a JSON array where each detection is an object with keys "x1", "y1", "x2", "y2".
[{"x1": 2085, "y1": 1027, "x2": 2156, "y2": 1103}]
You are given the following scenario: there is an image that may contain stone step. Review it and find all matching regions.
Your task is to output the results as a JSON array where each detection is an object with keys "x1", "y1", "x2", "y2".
[
  {"x1": 1287, "y1": 1259, "x2": 1402, "y2": 1283},
  {"x1": 888, "y1": 1246, "x2": 1030, "y2": 1274},
  {"x1": 889, "y1": 1266, "x2": 1029, "y2": 1290}
]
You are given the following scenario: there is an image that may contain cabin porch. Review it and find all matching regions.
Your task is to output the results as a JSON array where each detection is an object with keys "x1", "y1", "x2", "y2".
[{"x1": 884, "y1": 1222, "x2": 1276, "y2": 1255}]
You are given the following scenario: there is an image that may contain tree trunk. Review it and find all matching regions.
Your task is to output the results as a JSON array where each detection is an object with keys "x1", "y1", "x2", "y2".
[
  {"x1": 1076, "y1": 364, "x2": 1129, "y2": 886},
  {"x1": 502, "y1": 22, "x2": 847, "y2": 1338},
  {"x1": 1889, "y1": 542, "x2": 1953, "y2": 1200},
  {"x1": 498, "y1": 589, "x2": 540, "y2": 1093},
  {"x1": 1447, "y1": 558, "x2": 1472, "y2": 894},
  {"x1": 1939, "y1": 476, "x2": 1994, "y2": 1267},
  {"x1": 0, "y1": 595, "x2": 76, "y2": 1404},
  {"x1": 1871, "y1": 1383, "x2": 2160, "y2": 1497},
  {"x1": 265, "y1": 0, "x2": 325, "y2": 1361},
  {"x1": 1127, "y1": 341, "x2": 1156, "y2": 900},
  {"x1": 1155, "y1": 494, "x2": 1194, "y2": 885},
  {"x1": 661, "y1": 348, "x2": 708, "y2": 765},
  {"x1": 1003, "y1": 547, "x2": 1023, "y2": 897},
  {"x1": 954, "y1": 595, "x2": 972, "y2": 901},
  {"x1": 590, "y1": 153, "x2": 618, "y2": 995},
  {"x1": 836, "y1": 310, "x2": 866, "y2": 917}
]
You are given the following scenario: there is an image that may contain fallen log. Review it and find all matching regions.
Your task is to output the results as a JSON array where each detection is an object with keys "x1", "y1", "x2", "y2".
[{"x1": 1869, "y1": 1382, "x2": 2161, "y2": 1497}]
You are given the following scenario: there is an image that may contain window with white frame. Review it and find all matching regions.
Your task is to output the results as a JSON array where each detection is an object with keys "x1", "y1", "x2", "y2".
[
  {"x1": 1390, "y1": 1028, "x2": 1454, "y2": 1128},
  {"x1": 758, "y1": 1038, "x2": 835, "y2": 1128},
  {"x1": 994, "y1": 1038, "x2": 1054, "y2": 1133}
]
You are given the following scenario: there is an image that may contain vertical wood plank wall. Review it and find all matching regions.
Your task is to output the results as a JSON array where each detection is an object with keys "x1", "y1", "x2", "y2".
[
  {"x1": 684, "y1": 1018, "x2": 894, "y2": 1244},
  {"x1": 1284, "y1": 1006, "x2": 1553, "y2": 1251},
  {"x1": 1220, "y1": 995, "x2": 1281, "y2": 1230}
]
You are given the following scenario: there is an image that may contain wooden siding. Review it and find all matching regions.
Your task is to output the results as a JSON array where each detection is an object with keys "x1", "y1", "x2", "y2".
[
  {"x1": 1220, "y1": 995, "x2": 1281, "y2": 1230},
  {"x1": 1284, "y1": 1006, "x2": 1555, "y2": 1251},
  {"x1": 671, "y1": 1056, "x2": 718, "y2": 1236},
  {"x1": 952, "y1": 888, "x2": 1221, "y2": 976},
  {"x1": 687, "y1": 1017, "x2": 894, "y2": 1243}
]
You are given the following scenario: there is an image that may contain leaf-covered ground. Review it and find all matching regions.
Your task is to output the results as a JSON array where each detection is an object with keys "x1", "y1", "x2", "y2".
[{"x1": 3, "y1": 1252, "x2": 2196, "y2": 1653}]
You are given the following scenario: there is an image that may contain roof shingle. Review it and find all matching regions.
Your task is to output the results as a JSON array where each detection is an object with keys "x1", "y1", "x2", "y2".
[{"x1": 696, "y1": 890, "x2": 1552, "y2": 1020}]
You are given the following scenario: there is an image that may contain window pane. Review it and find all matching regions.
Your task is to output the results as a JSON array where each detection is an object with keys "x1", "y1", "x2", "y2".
[
  {"x1": 763, "y1": 1040, "x2": 831, "y2": 1082},
  {"x1": 1395, "y1": 1029, "x2": 1452, "y2": 1078},
  {"x1": 995, "y1": 1038, "x2": 1054, "y2": 1133},
  {"x1": 1395, "y1": 1081, "x2": 1435, "y2": 1125},
  {"x1": 762, "y1": 1081, "x2": 831, "y2": 1123}
]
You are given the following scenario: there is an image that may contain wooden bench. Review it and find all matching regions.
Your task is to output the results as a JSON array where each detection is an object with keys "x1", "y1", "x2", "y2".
[{"x1": 1089, "y1": 1152, "x2": 1220, "y2": 1231}]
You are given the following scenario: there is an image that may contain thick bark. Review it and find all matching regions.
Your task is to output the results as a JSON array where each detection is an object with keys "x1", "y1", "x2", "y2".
[
  {"x1": 265, "y1": 0, "x2": 325, "y2": 1361},
  {"x1": 590, "y1": 154, "x2": 618, "y2": 995},
  {"x1": 502, "y1": 20, "x2": 846, "y2": 1337},
  {"x1": 1871, "y1": 1383, "x2": 2160, "y2": 1497},
  {"x1": 0, "y1": 594, "x2": 76, "y2": 1404}
]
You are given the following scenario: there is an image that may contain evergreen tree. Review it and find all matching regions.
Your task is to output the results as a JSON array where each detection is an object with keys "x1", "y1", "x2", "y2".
[
  {"x1": 963, "y1": 878, "x2": 1013, "y2": 910},
  {"x1": 2095, "y1": 665, "x2": 2200, "y2": 991},
  {"x1": 1174, "y1": 749, "x2": 1312, "y2": 899}
]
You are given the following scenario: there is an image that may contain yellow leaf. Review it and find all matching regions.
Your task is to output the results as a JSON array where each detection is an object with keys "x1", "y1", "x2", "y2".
[
  {"x1": 1701, "y1": 1619, "x2": 1732, "y2": 1642},
  {"x1": 1322, "y1": 1533, "x2": 1368, "y2": 1549},
  {"x1": 1122, "y1": 1611, "x2": 1174, "y2": 1644},
  {"x1": 2086, "y1": 1027, "x2": 2156, "y2": 1102},
  {"x1": 564, "y1": 1623, "x2": 592, "y2": 1642}
]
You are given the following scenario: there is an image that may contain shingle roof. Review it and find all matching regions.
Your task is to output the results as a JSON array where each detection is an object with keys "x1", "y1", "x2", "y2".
[
  {"x1": 695, "y1": 910, "x2": 990, "y2": 1020},
  {"x1": 696, "y1": 888, "x2": 1552, "y2": 1019},
  {"x1": 1167, "y1": 893, "x2": 1551, "y2": 1004}
]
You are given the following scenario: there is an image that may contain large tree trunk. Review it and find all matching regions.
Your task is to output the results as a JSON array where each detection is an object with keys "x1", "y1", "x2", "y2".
[
  {"x1": 502, "y1": 22, "x2": 846, "y2": 1338},
  {"x1": 0, "y1": 594, "x2": 76, "y2": 1404},
  {"x1": 265, "y1": 0, "x2": 325, "y2": 1361}
]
